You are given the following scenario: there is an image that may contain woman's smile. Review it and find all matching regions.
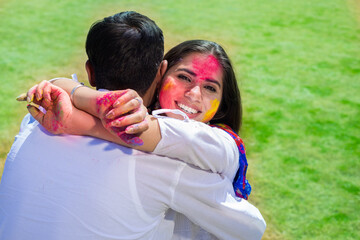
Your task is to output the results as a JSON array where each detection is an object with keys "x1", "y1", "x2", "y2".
[{"x1": 176, "y1": 101, "x2": 200, "y2": 115}]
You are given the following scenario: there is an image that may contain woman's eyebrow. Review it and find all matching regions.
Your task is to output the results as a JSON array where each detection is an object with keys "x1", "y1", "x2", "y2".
[
  {"x1": 176, "y1": 68, "x2": 221, "y2": 87},
  {"x1": 205, "y1": 79, "x2": 221, "y2": 88},
  {"x1": 176, "y1": 68, "x2": 196, "y2": 76}
]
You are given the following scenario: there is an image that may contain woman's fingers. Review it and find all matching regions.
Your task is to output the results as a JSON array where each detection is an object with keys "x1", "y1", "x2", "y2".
[
  {"x1": 106, "y1": 97, "x2": 143, "y2": 119},
  {"x1": 16, "y1": 93, "x2": 27, "y2": 101},
  {"x1": 26, "y1": 104, "x2": 44, "y2": 123},
  {"x1": 112, "y1": 89, "x2": 140, "y2": 108},
  {"x1": 95, "y1": 90, "x2": 127, "y2": 116},
  {"x1": 96, "y1": 89, "x2": 143, "y2": 120},
  {"x1": 108, "y1": 105, "x2": 148, "y2": 129},
  {"x1": 36, "y1": 80, "x2": 55, "y2": 102},
  {"x1": 42, "y1": 81, "x2": 53, "y2": 103},
  {"x1": 24, "y1": 80, "x2": 49, "y2": 104},
  {"x1": 26, "y1": 85, "x2": 38, "y2": 103},
  {"x1": 35, "y1": 81, "x2": 46, "y2": 101},
  {"x1": 125, "y1": 119, "x2": 149, "y2": 134},
  {"x1": 19, "y1": 82, "x2": 65, "y2": 115}
]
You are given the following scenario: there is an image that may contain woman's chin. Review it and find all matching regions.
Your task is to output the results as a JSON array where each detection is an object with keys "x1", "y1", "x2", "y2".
[
  {"x1": 186, "y1": 113, "x2": 203, "y2": 122},
  {"x1": 165, "y1": 112, "x2": 186, "y2": 120},
  {"x1": 165, "y1": 111, "x2": 201, "y2": 121}
]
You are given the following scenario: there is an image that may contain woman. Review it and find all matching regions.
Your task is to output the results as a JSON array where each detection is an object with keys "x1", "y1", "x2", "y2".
[
  {"x1": 27, "y1": 40, "x2": 250, "y2": 199},
  {"x1": 156, "y1": 40, "x2": 241, "y2": 132}
]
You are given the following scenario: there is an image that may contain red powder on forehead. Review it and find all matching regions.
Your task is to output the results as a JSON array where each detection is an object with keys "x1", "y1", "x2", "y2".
[{"x1": 192, "y1": 54, "x2": 221, "y2": 79}]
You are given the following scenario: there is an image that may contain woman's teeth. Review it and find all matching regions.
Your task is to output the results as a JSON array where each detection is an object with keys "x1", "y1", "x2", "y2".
[{"x1": 177, "y1": 103, "x2": 198, "y2": 114}]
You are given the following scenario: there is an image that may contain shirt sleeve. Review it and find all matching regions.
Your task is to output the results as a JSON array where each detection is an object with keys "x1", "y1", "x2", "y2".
[
  {"x1": 6, "y1": 114, "x2": 39, "y2": 162},
  {"x1": 153, "y1": 117, "x2": 239, "y2": 180},
  {"x1": 170, "y1": 165, "x2": 266, "y2": 240}
]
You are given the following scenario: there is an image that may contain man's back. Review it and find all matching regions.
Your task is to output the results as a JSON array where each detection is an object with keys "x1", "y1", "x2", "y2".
[
  {"x1": 0, "y1": 114, "x2": 173, "y2": 239},
  {"x1": 0, "y1": 114, "x2": 266, "y2": 240}
]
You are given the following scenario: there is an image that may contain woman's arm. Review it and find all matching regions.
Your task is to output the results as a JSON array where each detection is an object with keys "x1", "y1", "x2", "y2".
[
  {"x1": 69, "y1": 85, "x2": 239, "y2": 178},
  {"x1": 26, "y1": 80, "x2": 160, "y2": 151},
  {"x1": 53, "y1": 78, "x2": 150, "y2": 134},
  {"x1": 26, "y1": 79, "x2": 239, "y2": 178},
  {"x1": 153, "y1": 117, "x2": 239, "y2": 179}
]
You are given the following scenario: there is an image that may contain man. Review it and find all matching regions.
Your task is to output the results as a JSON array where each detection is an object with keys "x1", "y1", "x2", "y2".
[{"x1": 0, "y1": 11, "x2": 265, "y2": 239}]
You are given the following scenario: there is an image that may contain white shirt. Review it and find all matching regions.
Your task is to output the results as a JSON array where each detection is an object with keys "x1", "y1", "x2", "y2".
[
  {"x1": 153, "y1": 114, "x2": 243, "y2": 240},
  {"x1": 153, "y1": 113, "x2": 239, "y2": 180},
  {"x1": 0, "y1": 114, "x2": 265, "y2": 240}
]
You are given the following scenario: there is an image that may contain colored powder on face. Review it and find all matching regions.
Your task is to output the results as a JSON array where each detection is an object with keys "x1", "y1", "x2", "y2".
[
  {"x1": 201, "y1": 98, "x2": 220, "y2": 123},
  {"x1": 192, "y1": 54, "x2": 221, "y2": 81},
  {"x1": 159, "y1": 78, "x2": 179, "y2": 109},
  {"x1": 162, "y1": 78, "x2": 176, "y2": 92}
]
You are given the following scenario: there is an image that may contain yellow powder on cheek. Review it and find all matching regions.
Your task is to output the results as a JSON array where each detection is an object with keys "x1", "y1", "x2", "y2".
[
  {"x1": 201, "y1": 99, "x2": 220, "y2": 123},
  {"x1": 162, "y1": 79, "x2": 175, "y2": 92}
]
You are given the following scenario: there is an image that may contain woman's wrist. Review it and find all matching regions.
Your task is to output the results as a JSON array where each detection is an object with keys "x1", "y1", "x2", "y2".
[
  {"x1": 50, "y1": 78, "x2": 80, "y2": 96},
  {"x1": 70, "y1": 83, "x2": 86, "y2": 108},
  {"x1": 72, "y1": 86, "x2": 103, "y2": 117},
  {"x1": 67, "y1": 107, "x2": 99, "y2": 136}
]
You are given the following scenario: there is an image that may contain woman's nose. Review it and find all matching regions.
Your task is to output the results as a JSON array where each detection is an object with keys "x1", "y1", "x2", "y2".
[{"x1": 185, "y1": 85, "x2": 201, "y2": 101}]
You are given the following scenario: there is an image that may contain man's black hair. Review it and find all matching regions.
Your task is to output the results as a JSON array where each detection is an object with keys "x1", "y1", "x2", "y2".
[{"x1": 86, "y1": 11, "x2": 164, "y2": 96}]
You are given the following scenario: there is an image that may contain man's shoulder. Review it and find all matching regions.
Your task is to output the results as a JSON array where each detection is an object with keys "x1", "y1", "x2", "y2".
[{"x1": 19, "y1": 122, "x2": 137, "y2": 159}]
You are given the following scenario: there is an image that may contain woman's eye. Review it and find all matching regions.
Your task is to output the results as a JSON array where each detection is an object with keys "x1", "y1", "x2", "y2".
[
  {"x1": 178, "y1": 74, "x2": 191, "y2": 82},
  {"x1": 205, "y1": 85, "x2": 216, "y2": 92}
]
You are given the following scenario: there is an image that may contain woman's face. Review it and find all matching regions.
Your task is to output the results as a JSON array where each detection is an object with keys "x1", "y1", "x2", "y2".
[{"x1": 159, "y1": 53, "x2": 223, "y2": 122}]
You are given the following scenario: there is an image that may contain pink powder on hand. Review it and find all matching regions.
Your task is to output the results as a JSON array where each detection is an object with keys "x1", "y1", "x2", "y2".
[
  {"x1": 96, "y1": 91, "x2": 127, "y2": 113},
  {"x1": 117, "y1": 132, "x2": 144, "y2": 146},
  {"x1": 97, "y1": 91, "x2": 143, "y2": 146},
  {"x1": 109, "y1": 125, "x2": 144, "y2": 146}
]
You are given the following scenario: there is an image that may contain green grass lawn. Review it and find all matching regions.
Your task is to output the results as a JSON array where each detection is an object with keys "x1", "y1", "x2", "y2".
[{"x1": 1, "y1": 0, "x2": 359, "y2": 239}]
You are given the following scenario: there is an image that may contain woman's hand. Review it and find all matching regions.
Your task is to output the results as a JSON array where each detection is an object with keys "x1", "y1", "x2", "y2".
[
  {"x1": 25, "y1": 81, "x2": 76, "y2": 135},
  {"x1": 95, "y1": 89, "x2": 149, "y2": 135},
  {"x1": 19, "y1": 80, "x2": 150, "y2": 146}
]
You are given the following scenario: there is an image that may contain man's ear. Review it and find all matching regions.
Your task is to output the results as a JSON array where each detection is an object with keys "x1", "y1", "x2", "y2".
[
  {"x1": 159, "y1": 60, "x2": 168, "y2": 78},
  {"x1": 154, "y1": 60, "x2": 168, "y2": 87},
  {"x1": 85, "y1": 60, "x2": 96, "y2": 87}
]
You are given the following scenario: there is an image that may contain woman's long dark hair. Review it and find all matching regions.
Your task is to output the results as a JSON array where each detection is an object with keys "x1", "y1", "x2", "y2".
[{"x1": 163, "y1": 40, "x2": 242, "y2": 132}]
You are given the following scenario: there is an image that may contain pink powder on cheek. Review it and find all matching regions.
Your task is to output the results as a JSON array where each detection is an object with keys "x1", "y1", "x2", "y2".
[
  {"x1": 192, "y1": 55, "x2": 221, "y2": 80},
  {"x1": 158, "y1": 90, "x2": 171, "y2": 108},
  {"x1": 159, "y1": 78, "x2": 178, "y2": 109}
]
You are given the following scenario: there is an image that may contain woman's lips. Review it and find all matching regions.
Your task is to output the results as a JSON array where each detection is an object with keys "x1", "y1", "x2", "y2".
[{"x1": 176, "y1": 102, "x2": 200, "y2": 114}]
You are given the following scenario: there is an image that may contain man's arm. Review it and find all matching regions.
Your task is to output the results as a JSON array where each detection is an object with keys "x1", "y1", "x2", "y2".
[{"x1": 170, "y1": 165, "x2": 266, "y2": 240}]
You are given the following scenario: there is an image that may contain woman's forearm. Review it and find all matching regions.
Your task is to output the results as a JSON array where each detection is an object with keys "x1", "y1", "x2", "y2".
[
  {"x1": 50, "y1": 78, "x2": 161, "y2": 152},
  {"x1": 50, "y1": 78, "x2": 101, "y2": 116},
  {"x1": 153, "y1": 118, "x2": 239, "y2": 179},
  {"x1": 88, "y1": 115, "x2": 161, "y2": 152},
  {"x1": 41, "y1": 79, "x2": 236, "y2": 176}
]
